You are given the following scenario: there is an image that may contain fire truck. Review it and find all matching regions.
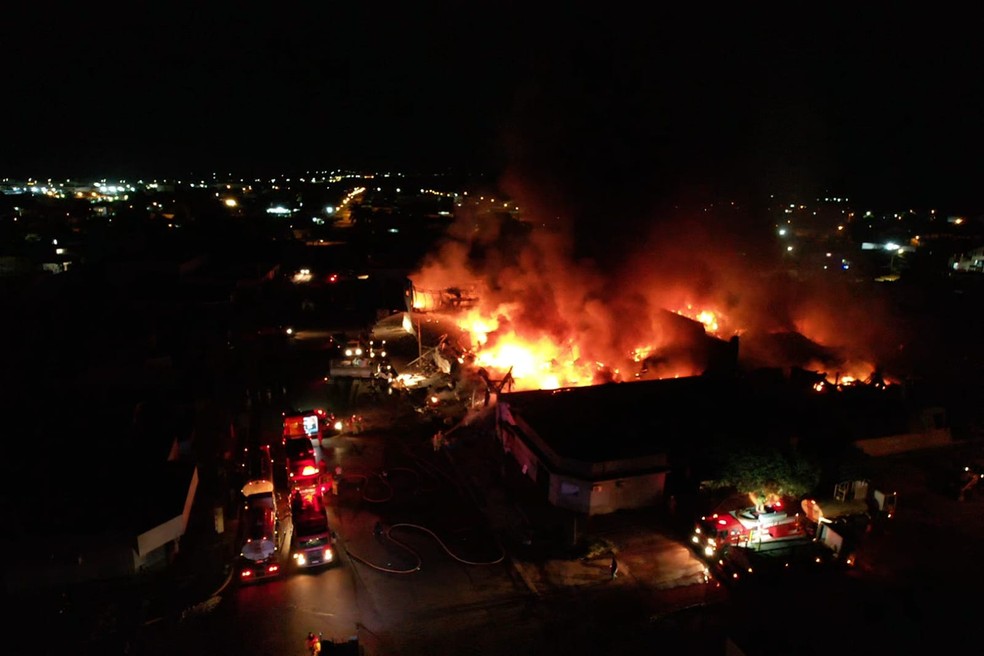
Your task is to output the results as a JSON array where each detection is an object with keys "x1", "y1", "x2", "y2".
[
  {"x1": 239, "y1": 479, "x2": 283, "y2": 583},
  {"x1": 691, "y1": 500, "x2": 809, "y2": 559},
  {"x1": 290, "y1": 487, "x2": 337, "y2": 569},
  {"x1": 283, "y1": 410, "x2": 322, "y2": 443}
]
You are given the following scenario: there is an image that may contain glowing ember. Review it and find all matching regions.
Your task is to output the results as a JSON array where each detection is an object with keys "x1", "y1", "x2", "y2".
[{"x1": 805, "y1": 358, "x2": 898, "y2": 392}]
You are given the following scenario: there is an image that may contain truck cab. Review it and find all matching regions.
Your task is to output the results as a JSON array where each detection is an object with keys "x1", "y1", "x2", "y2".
[{"x1": 290, "y1": 487, "x2": 336, "y2": 569}]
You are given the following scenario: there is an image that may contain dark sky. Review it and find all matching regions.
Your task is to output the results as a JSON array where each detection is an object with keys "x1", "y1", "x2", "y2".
[{"x1": 6, "y1": 4, "x2": 984, "y2": 212}]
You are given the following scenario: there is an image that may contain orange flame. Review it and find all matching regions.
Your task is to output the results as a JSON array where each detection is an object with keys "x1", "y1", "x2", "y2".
[
  {"x1": 454, "y1": 303, "x2": 725, "y2": 391},
  {"x1": 675, "y1": 304, "x2": 727, "y2": 335}
]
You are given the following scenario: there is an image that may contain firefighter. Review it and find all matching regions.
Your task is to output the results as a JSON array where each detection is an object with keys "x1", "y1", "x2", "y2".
[{"x1": 306, "y1": 632, "x2": 321, "y2": 656}]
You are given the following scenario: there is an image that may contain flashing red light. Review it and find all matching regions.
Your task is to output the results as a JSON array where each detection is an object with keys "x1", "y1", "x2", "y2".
[
  {"x1": 718, "y1": 519, "x2": 727, "y2": 525},
  {"x1": 301, "y1": 465, "x2": 319, "y2": 476},
  {"x1": 328, "y1": 274, "x2": 338, "y2": 283},
  {"x1": 267, "y1": 564, "x2": 280, "y2": 574},
  {"x1": 240, "y1": 569, "x2": 254, "y2": 579},
  {"x1": 773, "y1": 500, "x2": 783, "y2": 509}
]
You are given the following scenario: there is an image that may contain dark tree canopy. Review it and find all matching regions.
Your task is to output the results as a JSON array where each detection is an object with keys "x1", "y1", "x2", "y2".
[{"x1": 706, "y1": 442, "x2": 821, "y2": 510}]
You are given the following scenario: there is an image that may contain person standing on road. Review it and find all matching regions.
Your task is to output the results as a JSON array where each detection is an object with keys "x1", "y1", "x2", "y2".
[
  {"x1": 306, "y1": 632, "x2": 321, "y2": 656},
  {"x1": 610, "y1": 554, "x2": 619, "y2": 580}
]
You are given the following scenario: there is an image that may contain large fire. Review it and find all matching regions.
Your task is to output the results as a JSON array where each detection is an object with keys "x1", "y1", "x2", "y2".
[
  {"x1": 448, "y1": 301, "x2": 893, "y2": 392},
  {"x1": 675, "y1": 305, "x2": 728, "y2": 336},
  {"x1": 456, "y1": 306, "x2": 617, "y2": 391},
  {"x1": 408, "y1": 192, "x2": 903, "y2": 395}
]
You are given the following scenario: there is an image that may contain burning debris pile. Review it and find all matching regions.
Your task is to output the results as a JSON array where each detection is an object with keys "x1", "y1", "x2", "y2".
[{"x1": 405, "y1": 191, "x2": 906, "y2": 396}]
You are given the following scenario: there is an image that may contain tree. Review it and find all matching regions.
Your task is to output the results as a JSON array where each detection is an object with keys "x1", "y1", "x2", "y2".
[{"x1": 707, "y1": 443, "x2": 821, "y2": 512}]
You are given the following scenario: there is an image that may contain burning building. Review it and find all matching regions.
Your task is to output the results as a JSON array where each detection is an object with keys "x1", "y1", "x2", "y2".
[
  {"x1": 406, "y1": 191, "x2": 906, "y2": 397},
  {"x1": 400, "y1": 184, "x2": 919, "y2": 508}
]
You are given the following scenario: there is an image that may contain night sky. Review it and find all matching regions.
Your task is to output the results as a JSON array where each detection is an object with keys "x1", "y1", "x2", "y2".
[{"x1": 6, "y1": 5, "x2": 984, "y2": 213}]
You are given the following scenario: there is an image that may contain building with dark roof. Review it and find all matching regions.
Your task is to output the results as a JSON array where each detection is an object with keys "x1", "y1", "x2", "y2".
[
  {"x1": 495, "y1": 376, "x2": 740, "y2": 515},
  {"x1": 493, "y1": 362, "x2": 949, "y2": 518}
]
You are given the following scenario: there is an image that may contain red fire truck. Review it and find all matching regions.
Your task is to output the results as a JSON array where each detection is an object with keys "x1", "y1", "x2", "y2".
[
  {"x1": 290, "y1": 487, "x2": 336, "y2": 569},
  {"x1": 239, "y1": 480, "x2": 283, "y2": 583},
  {"x1": 283, "y1": 410, "x2": 322, "y2": 443},
  {"x1": 691, "y1": 500, "x2": 809, "y2": 559}
]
